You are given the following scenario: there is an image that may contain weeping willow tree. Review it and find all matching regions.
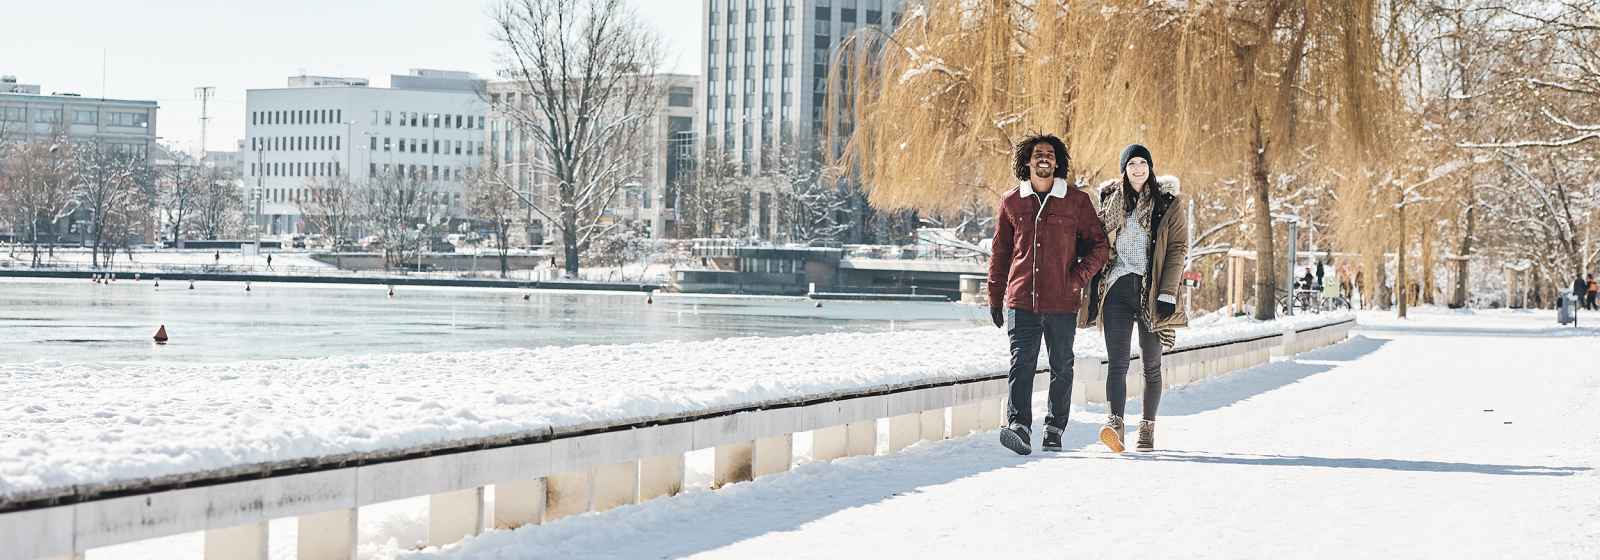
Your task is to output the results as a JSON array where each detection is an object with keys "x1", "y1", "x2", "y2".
[{"x1": 835, "y1": 0, "x2": 1404, "y2": 319}]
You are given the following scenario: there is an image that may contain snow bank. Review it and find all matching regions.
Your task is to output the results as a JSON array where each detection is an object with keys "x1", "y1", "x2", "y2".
[{"x1": 0, "y1": 312, "x2": 1349, "y2": 500}]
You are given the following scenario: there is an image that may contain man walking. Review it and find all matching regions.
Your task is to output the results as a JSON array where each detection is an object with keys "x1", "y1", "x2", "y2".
[{"x1": 988, "y1": 134, "x2": 1109, "y2": 455}]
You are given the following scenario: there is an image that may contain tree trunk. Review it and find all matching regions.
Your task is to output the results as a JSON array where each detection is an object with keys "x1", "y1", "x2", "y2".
[
  {"x1": 1249, "y1": 109, "x2": 1277, "y2": 320},
  {"x1": 1371, "y1": 252, "x2": 1389, "y2": 310},
  {"x1": 498, "y1": 227, "x2": 510, "y2": 278},
  {"x1": 1397, "y1": 200, "x2": 1408, "y2": 319},
  {"x1": 563, "y1": 206, "x2": 579, "y2": 277},
  {"x1": 1451, "y1": 193, "x2": 1474, "y2": 307},
  {"x1": 1421, "y1": 220, "x2": 1435, "y2": 305}
]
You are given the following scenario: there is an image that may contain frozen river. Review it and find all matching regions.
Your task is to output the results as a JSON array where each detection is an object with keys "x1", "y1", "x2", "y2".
[{"x1": 0, "y1": 278, "x2": 986, "y2": 365}]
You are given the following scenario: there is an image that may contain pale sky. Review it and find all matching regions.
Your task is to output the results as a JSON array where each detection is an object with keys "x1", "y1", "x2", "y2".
[{"x1": 0, "y1": 0, "x2": 702, "y2": 157}]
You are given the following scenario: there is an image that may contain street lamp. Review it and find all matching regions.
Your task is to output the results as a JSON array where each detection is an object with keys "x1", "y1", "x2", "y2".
[
  {"x1": 342, "y1": 121, "x2": 354, "y2": 180},
  {"x1": 416, "y1": 222, "x2": 425, "y2": 273}
]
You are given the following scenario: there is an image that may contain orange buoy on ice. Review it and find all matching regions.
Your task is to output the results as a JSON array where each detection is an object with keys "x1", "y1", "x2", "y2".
[{"x1": 153, "y1": 325, "x2": 169, "y2": 344}]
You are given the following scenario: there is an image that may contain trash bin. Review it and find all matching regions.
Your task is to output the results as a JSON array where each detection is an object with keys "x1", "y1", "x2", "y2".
[{"x1": 1558, "y1": 293, "x2": 1576, "y2": 325}]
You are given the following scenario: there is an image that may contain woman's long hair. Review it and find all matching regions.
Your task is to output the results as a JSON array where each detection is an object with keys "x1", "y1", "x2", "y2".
[{"x1": 1118, "y1": 162, "x2": 1161, "y2": 214}]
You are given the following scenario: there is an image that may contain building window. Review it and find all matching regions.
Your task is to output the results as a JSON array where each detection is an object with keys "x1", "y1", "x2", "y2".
[
  {"x1": 668, "y1": 86, "x2": 694, "y2": 107},
  {"x1": 33, "y1": 109, "x2": 63, "y2": 124},
  {"x1": 72, "y1": 110, "x2": 97, "y2": 124}
]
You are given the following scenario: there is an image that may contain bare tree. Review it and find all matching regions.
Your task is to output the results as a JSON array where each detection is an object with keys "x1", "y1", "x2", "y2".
[
  {"x1": 677, "y1": 145, "x2": 746, "y2": 238},
  {"x1": 357, "y1": 172, "x2": 449, "y2": 270},
  {"x1": 465, "y1": 166, "x2": 521, "y2": 277},
  {"x1": 773, "y1": 140, "x2": 851, "y2": 244},
  {"x1": 190, "y1": 167, "x2": 241, "y2": 240},
  {"x1": 490, "y1": 0, "x2": 665, "y2": 276},
  {"x1": 1, "y1": 135, "x2": 77, "y2": 266},
  {"x1": 74, "y1": 143, "x2": 146, "y2": 267},
  {"x1": 297, "y1": 175, "x2": 360, "y2": 246},
  {"x1": 159, "y1": 158, "x2": 205, "y2": 245}
]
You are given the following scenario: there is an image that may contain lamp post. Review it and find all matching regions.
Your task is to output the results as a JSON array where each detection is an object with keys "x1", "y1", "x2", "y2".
[
  {"x1": 342, "y1": 121, "x2": 354, "y2": 179},
  {"x1": 416, "y1": 222, "x2": 425, "y2": 273}
]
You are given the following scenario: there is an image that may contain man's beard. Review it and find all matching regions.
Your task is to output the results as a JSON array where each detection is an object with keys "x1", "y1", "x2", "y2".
[{"x1": 1032, "y1": 164, "x2": 1053, "y2": 178}]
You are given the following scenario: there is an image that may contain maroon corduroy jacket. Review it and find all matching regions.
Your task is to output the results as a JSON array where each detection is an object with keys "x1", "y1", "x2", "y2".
[{"x1": 987, "y1": 180, "x2": 1109, "y2": 313}]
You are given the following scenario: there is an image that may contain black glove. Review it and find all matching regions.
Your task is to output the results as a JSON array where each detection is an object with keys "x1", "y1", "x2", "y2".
[
  {"x1": 990, "y1": 306, "x2": 1005, "y2": 329},
  {"x1": 1157, "y1": 301, "x2": 1176, "y2": 319}
]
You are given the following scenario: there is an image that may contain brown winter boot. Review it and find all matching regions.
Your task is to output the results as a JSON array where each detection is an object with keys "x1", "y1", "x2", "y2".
[
  {"x1": 1099, "y1": 415, "x2": 1125, "y2": 453},
  {"x1": 1136, "y1": 419, "x2": 1156, "y2": 452}
]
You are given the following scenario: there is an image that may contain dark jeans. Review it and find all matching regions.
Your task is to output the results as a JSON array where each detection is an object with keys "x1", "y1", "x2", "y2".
[
  {"x1": 1104, "y1": 274, "x2": 1163, "y2": 421},
  {"x1": 1006, "y1": 307, "x2": 1076, "y2": 433}
]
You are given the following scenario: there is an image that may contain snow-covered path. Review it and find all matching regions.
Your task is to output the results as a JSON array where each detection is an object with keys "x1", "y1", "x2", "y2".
[{"x1": 404, "y1": 311, "x2": 1600, "y2": 559}]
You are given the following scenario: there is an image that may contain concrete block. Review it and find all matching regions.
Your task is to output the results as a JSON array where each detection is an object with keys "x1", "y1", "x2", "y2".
[
  {"x1": 920, "y1": 409, "x2": 946, "y2": 442},
  {"x1": 713, "y1": 442, "x2": 754, "y2": 488},
  {"x1": 846, "y1": 420, "x2": 876, "y2": 457},
  {"x1": 427, "y1": 487, "x2": 482, "y2": 548},
  {"x1": 694, "y1": 411, "x2": 758, "y2": 450},
  {"x1": 753, "y1": 434, "x2": 793, "y2": 478},
  {"x1": 592, "y1": 461, "x2": 638, "y2": 512},
  {"x1": 0, "y1": 505, "x2": 74, "y2": 560},
  {"x1": 548, "y1": 430, "x2": 635, "y2": 475},
  {"x1": 636, "y1": 423, "x2": 695, "y2": 458},
  {"x1": 297, "y1": 508, "x2": 358, "y2": 560},
  {"x1": 950, "y1": 402, "x2": 980, "y2": 437},
  {"x1": 638, "y1": 454, "x2": 685, "y2": 501},
  {"x1": 75, "y1": 484, "x2": 209, "y2": 550},
  {"x1": 978, "y1": 397, "x2": 1002, "y2": 429},
  {"x1": 207, "y1": 468, "x2": 358, "y2": 530},
  {"x1": 204, "y1": 521, "x2": 267, "y2": 560},
  {"x1": 543, "y1": 470, "x2": 591, "y2": 523},
  {"x1": 812, "y1": 424, "x2": 848, "y2": 461},
  {"x1": 887, "y1": 413, "x2": 921, "y2": 453},
  {"x1": 492, "y1": 479, "x2": 545, "y2": 530}
]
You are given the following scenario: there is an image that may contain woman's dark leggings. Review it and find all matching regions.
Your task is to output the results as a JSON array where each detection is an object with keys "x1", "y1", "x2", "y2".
[{"x1": 1105, "y1": 274, "x2": 1163, "y2": 421}]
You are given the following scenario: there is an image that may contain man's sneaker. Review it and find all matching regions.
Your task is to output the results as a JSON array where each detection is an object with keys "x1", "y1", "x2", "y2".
[
  {"x1": 1136, "y1": 419, "x2": 1155, "y2": 452},
  {"x1": 1099, "y1": 415, "x2": 1125, "y2": 453},
  {"x1": 1041, "y1": 428, "x2": 1063, "y2": 452},
  {"x1": 999, "y1": 422, "x2": 1032, "y2": 455}
]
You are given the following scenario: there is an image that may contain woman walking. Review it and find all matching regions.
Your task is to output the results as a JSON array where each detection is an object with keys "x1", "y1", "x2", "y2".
[{"x1": 1079, "y1": 144, "x2": 1190, "y2": 452}]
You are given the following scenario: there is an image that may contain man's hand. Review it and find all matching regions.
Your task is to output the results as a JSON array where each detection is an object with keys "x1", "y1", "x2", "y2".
[
  {"x1": 990, "y1": 306, "x2": 1005, "y2": 329},
  {"x1": 1157, "y1": 301, "x2": 1176, "y2": 319}
]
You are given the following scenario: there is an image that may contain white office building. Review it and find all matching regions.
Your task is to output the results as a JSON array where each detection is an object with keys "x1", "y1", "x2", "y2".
[
  {"x1": 701, "y1": 0, "x2": 904, "y2": 239},
  {"x1": 244, "y1": 69, "x2": 488, "y2": 235},
  {"x1": 486, "y1": 73, "x2": 700, "y2": 242}
]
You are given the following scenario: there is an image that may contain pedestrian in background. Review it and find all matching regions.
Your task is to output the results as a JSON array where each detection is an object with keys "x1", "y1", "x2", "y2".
[{"x1": 1586, "y1": 274, "x2": 1597, "y2": 311}]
